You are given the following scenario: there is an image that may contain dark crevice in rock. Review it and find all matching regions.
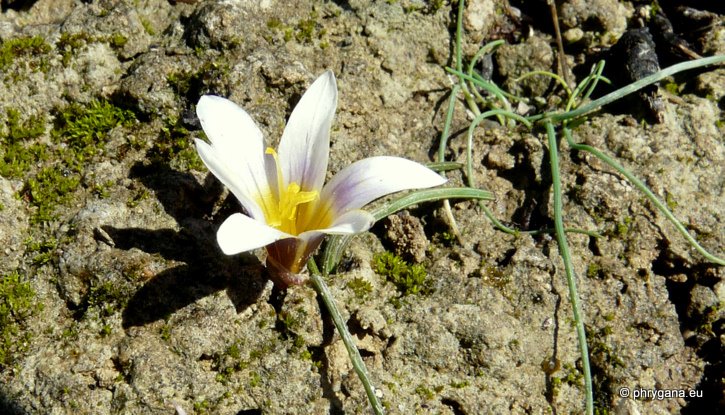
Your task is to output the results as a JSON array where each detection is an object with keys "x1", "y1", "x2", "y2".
[
  {"x1": 441, "y1": 397, "x2": 466, "y2": 415},
  {"x1": 655, "y1": 247, "x2": 723, "y2": 412}
]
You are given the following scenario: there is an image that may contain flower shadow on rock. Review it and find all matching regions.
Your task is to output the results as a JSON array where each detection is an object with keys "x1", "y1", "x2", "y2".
[
  {"x1": 103, "y1": 161, "x2": 267, "y2": 329},
  {"x1": 1, "y1": 1, "x2": 38, "y2": 12},
  {"x1": 0, "y1": 389, "x2": 26, "y2": 415}
]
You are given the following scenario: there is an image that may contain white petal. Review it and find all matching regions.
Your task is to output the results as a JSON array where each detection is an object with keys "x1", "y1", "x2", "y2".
[
  {"x1": 318, "y1": 156, "x2": 446, "y2": 218},
  {"x1": 195, "y1": 96, "x2": 278, "y2": 220},
  {"x1": 297, "y1": 209, "x2": 375, "y2": 243},
  {"x1": 277, "y1": 70, "x2": 337, "y2": 192},
  {"x1": 216, "y1": 213, "x2": 290, "y2": 255},
  {"x1": 195, "y1": 139, "x2": 265, "y2": 220},
  {"x1": 197, "y1": 95, "x2": 264, "y2": 160}
]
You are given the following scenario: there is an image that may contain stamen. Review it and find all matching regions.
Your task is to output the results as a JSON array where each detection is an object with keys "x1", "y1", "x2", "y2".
[
  {"x1": 260, "y1": 147, "x2": 318, "y2": 234},
  {"x1": 265, "y1": 147, "x2": 284, "y2": 195}
]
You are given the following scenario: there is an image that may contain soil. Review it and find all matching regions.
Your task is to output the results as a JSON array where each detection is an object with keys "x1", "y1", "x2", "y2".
[{"x1": 0, "y1": 1, "x2": 722, "y2": 414}]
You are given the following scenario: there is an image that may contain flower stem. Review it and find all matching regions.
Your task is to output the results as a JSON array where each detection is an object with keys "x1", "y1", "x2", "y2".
[
  {"x1": 308, "y1": 259, "x2": 385, "y2": 415},
  {"x1": 545, "y1": 120, "x2": 593, "y2": 414}
]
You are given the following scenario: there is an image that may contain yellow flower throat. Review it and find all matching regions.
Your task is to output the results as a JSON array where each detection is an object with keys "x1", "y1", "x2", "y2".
[{"x1": 259, "y1": 148, "x2": 318, "y2": 234}]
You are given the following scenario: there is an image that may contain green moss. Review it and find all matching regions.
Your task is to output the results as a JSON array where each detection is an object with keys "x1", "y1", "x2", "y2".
[
  {"x1": 549, "y1": 375, "x2": 562, "y2": 398},
  {"x1": 212, "y1": 341, "x2": 250, "y2": 384},
  {"x1": 434, "y1": 231, "x2": 457, "y2": 247},
  {"x1": 91, "y1": 179, "x2": 115, "y2": 199},
  {"x1": 159, "y1": 323, "x2": 171, "y2": 341},
  {"x1": 17, "y1": 99, "x2": 135, "y2": 222},
  {"x1": 126, "y1": 186, "x2": 150, "y2": 208},
  {"x1": 696, "y1": 302, "x2": 723, "y2": 336},
  {"x1": 107, "y1": 33, "x2": 128, "y2": 49},
  {"x1": 427, "y1": 0, "x2": 446, "y2": 13},
  {"x1": 23, "y1": 166, "x2": 81, "y2": 224},
  {"x1": 299, "y1": 348, "x2": 312, "y2": 360},
  {"x1": 140, "y1": 18, "x2": 156, "y2": 36},
  {"x1": 346, "y1": 277, "x2": 373, "y2": 300},
  {"x1": 0, "y1": 109, "x2": 48, "y2": 178},
  {"x1": 560, "y1": 363, "x2": 583, "y2": 386},
  {"x1": 586, "y1": 263, "x2": 602, "y2": 279},
  {"x1": 148, "y1": 116, "x2": 204, "y2": 170},
  {"x1": 166, "y1": 72, "x2": 191, "y2": 96},
  {"x1": 0, "y1": 36, "x2": 51, "y2": 72},
  {"x1": 587, "y1": 326, "x2": 625, "y2": 369},
  {"x1": 664, "y1": 82, "x2": 683, "y2": 95},
  {"x1": 100, "y1": 323, "x2": 112, "y2": 337},
  {"x1": 548, "y1": 362, "x2": 583, "y2": 400},
  {"x1": 415, "y1": 384, "x2": 435, "y2": 400},
  {"x1": 226, "y1": 342, "x2": 241, "y2": 359},
  {"x1": 665, "y1": 192, "x2": 678, "y2": 210},
  {"x1": 57, "y1": 32, "x2": 92, "y2": 65},
  {"x1": 266, "y1": 12, "x2": 327, "y2": 46},
  {"x1": 52, "y1": 99, "x2": 136, "y2": 163},
  {"x1": 0, "y1": 141, "x2": 46, "y2": 178},
  {"x1": 5, "y1": 108, "x2": 46, "y2": 142},
  {"x1": 57, "y1": 32, "x2": 89, "y2": 50},
  {"x1": 299, "y1": 347, "x2": 322, "y2": 369},
  {"x1": 295, "y1": 17, "x2": 318, "y2": 43},
  {"x1": 283, "y1": 27, "x2": 294, "y2": 43},
  {"x1": 279, "y1": 307, "x2": 305, "y2": 333},
  {"x1": 82, "y1": 278, "x2": 133, "y2": 323},
  {"x1": 476, "y1": 260, "x2": 510, "y2": 288},
  {"x1": 25, "y1": 237, "x2": 58, "y2": 266},
  {"x1": 608, "y1": 216, "x2": 633, "y2": 238},
  {"x1": 193, "y1": 399, "x2": 210, "y2": 414},
  {"x1": 266, "y1": 17, "x2": 283, "y2": 30},
  {"x1": 56, "y1": 32, "x2": 128, "y2": 65},
  {"x1": 249, "y1": 370, "x2": 261, "y2": 387},
  {"x1": 398, "y1": 0, "x2": 447, "y2": 14},
  {"x1": 0, "y1": 271, "x2": 42, "y2": 367},
  {"x1": 373, "y1": 251, "x2": 428, "y2": 296},
  {"x1": 450, "y1": 380, "x2": 470, "y2": 388},
  {"x1": 167, "y1": 61, "x2": 230, "y2": 99},
  {"x1": 61, "y1": 322, "x2": 80, "y2": 341}
]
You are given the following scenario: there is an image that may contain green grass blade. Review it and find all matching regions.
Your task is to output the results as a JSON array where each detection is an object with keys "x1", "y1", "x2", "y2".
[
  {"x1": 322, "y1": 187, "x2": 494, "y2": 274},
  {"x1": 551, "y1": 55, "x2": 725, "y2": 122},
  {"x1": 563, "y1": 128, "x2": 724, "y2": 265},
  {"x1": 308, "y1": 260, "x2": 385, "y2": 415},
  {"x1": 546, "y1": 121, "x2": 594, "y2": 415}
]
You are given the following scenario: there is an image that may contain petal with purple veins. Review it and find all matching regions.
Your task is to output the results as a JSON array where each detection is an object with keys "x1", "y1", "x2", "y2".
[{"x1": 277, "y1": 70, "x2": 337, "y2": 193}]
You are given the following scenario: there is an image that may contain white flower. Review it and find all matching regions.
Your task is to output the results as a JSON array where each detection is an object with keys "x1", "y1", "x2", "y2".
[{"x1": 195, "y1": 70, "x2": 446, "y2": 287}]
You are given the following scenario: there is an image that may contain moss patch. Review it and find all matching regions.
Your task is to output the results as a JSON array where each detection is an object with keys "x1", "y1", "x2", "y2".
[
  {"x1": 25, "y1": 236, "x2": 59, "y2": 266},
  {"x1": 266, "y1": 11, "x2": 328, "y2": 47},
  {"x1": 52, "y1": 99, "x2": 135, "y2": 163},
  {"x1": 148, "y1": 116, "x2": 204, "y2": 171},
  {"x1": 346, "y1": 277, "x2": 373, "y2": 300},
  {"x1": 14, "y1": 99, "x2": 137, "y2": 224},
  {"x1": 373, "y1": 251, "x2": 428, "y2": 296},
  {"x1": 0, "y1": 36, "x2": 51, "y2": 78},
  {"x1": 23, "y1": 166, "x2": 82, "y2": 224},
  {"x1": 0, "y1": 271, "x2": 43, "y2": 367},
  {"x1": 167, "y1": 60, "x2": 231, "y2": 102},
  {"x1": 0, "y1": 109, "x2": 48, "y2": 178},
  {"x1": 56, "y1": 31, "x2": 129, "y2": 65}
]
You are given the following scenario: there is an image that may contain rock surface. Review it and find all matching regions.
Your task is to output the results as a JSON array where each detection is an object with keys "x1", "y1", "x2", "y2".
[{"x1": 0, "y1": 1, "x2": 723, "y2": 414}]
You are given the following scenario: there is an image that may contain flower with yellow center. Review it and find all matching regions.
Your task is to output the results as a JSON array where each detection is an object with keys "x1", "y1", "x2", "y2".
[{"x1": 195, "y1": 70, "x2": 446, "y2": 287}]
